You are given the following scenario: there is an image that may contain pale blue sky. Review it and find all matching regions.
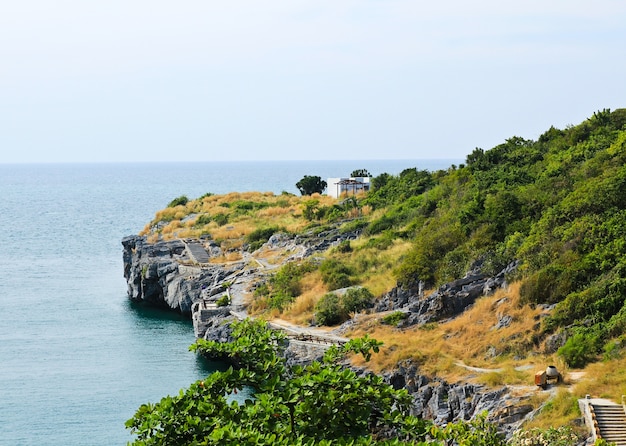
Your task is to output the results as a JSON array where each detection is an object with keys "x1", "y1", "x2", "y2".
[{"x1": 1, "y1": 0, "x2": 625, "y2": 163}]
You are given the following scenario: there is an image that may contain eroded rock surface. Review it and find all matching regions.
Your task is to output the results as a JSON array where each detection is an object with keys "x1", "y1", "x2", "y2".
[{"x1": 374, "y1": 261, "x2": 518, "y2": 328}]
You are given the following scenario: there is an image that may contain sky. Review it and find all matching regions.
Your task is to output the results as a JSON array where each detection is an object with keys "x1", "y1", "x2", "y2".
[{"x1": 1, "y1": 1, "x2": 625, "y2": 163}]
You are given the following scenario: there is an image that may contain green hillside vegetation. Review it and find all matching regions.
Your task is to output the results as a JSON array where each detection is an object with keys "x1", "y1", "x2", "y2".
[
  {"x1": 133, "y1": 108, "x2": 626, "y2": 439},
  {"x1": 144, "y1": 108, "x2": 626, "y2": 370},
  {"x1": 379, "y1": 108, "x2": 626, "y2": 370}
]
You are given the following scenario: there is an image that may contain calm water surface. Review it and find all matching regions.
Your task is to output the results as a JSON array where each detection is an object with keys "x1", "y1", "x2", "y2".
[{"x1": 0, "y1": 160, "x2": 456, "y2": 445}]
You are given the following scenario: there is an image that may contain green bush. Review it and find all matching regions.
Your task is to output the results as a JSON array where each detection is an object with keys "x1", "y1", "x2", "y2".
[
  {"x1": 315, "y1": 288, "x2": 374, "y2": 326},
  {"x1": 381, "y1": 311, "x2": 407, "y2": 326},
  {"x1": 366, "y1": 214, "x2": 396, "y2": 235},
  {"x1": 254, "y1": 261, "x2": 315, "y2": 312},
  {"x1": 216, "y1": 294, "x2": 230, "y2": 307},
  {"x1": 394, "y1": 220, "x2": 464, "y2": 287},
  {"x1": 334, "y1": 240, "x2": 352, "y2": 253},
  {"x1": 213, "y1": 213, "x2": 229, "y2": 226},
  {"x1": 245, "y1": 226, "x2": 284, "y2": 252},
  {"x1": 341, "y1": 287, "x2": 374, "y2": 314},
  {"x1": 558, "y1": 331, "x2": 601, "y2": 368},
  {"x1": 315, "y1": 293, "x2": 343, "y2": 326},
  {"x1": 194, "y1": 214, "x2": 213, "y2": 227},
  {"x1": 339, "y1": 218, "x2": 368, "y2": 234},
  {"x1": 319, "y1": 259, "x2": 353, "y2": 290},
  {"x1": 167, "y1": 195, "x2": 189, "y2": 207},
  {"x1": 363, "y1": 230, "x2": 397, "y2": 250}
]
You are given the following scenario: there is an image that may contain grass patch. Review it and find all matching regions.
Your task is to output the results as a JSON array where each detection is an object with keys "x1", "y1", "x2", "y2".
[
  {"x1": 522, "y1": 389, "x2": 582, "y2": 431},
  {"x1": 474, "y1": 367, "x2": 530, "y2": 387},
  {"x1": 344, "y1": 284, "x2": 553, "y2": 379},
  {"x1": 575, "y1": 355, "x2": 626, "y2": 400}
]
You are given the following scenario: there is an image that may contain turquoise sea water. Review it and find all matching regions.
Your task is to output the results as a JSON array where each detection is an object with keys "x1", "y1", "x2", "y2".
[{"x1": 0, "y1": 160, "x2": 457, "y2": 445}]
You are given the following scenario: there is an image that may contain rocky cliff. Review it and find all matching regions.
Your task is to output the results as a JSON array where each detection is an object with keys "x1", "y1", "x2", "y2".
[
  {"x1": 121, "y1": 233, "x2": 545, "y2": 437},
  {"x1": 121, "y1": 227, "x2": 361, "y2": 315},
  {"x1": 122, "y1": 235, "x2": 244, "y2": 314}
]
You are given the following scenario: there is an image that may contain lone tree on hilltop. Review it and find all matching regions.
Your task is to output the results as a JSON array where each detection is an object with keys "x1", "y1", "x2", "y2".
[
  {"x1": 296, "y1": 175, "x2": 327, "y2": 195},
  {"x1": 350, "y1": 168, "x2": 372, "y2": 177}
]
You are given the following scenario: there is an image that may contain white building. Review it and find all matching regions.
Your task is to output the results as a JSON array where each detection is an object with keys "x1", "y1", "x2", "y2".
[{"x1": 326, "y1": 177, "x2": 371, "y2": 199}]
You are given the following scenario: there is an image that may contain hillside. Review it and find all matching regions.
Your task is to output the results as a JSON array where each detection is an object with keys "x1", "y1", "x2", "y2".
[{"x1": 136, "y1": 108, "x2": 626, "y2": 433}]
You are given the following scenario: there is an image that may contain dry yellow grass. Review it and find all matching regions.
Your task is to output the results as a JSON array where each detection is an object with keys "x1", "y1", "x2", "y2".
[
  {"x1": 345, "y1": 283, "x2": 552, "y2": 382},
  {"x1": 354, "y1": 240, "x2": 413, "y2": 296},
  {"x1": 521, "y1": 388, "x2": 583, "y2": 431},
  {"x1": 210, "y1": 223, "x2": 248, "y2": 241},
  {"x1": 575, "y1": 356, "x2": 626, "y2": 400},
  {"x1": 281, "y1": 271, "x2": 327, "y2": 324}
]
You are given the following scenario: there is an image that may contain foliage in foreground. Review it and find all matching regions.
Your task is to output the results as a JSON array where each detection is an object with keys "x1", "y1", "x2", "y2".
[
  {"x1": 508, "y1": 425, "x2": 582, "y2": 446},
  {"x1": 126, "y1": 319, "x2": 506, "y2": 445}
]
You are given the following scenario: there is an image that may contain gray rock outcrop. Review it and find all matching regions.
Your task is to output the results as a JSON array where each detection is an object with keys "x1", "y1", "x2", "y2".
[
  {"x1": 122, "y1": 233, "x2": 538, "y2": 437},
  {"x1": 122, "y1": 235, "x2": 241, "y2": 314},
  {"x1": 374, "y1": 261, "x2": 518, "y2": 328},
  {"x1": 122, "y1": 228, "x2": 361, "y2": 315},
  {"x1": 383, "y1": 360, "x2": 534, "y2": 436}
]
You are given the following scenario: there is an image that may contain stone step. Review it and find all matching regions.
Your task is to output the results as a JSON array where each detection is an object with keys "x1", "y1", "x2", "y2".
[
  {"x1": 598, "y1": 428, "x2": 626, "y2": 434},
  {"x1": 596, "y1": 417, "x2": 626, "y2": 423},
  {"x1": 185, "y1": 241, "x2": 210, "y2": 263},
  {"x1": 597, "y1": 409, "x2": 626, "y2": 414},
  {"x1": 592, "y1": 403, "x2": 626, "y2": 445}
]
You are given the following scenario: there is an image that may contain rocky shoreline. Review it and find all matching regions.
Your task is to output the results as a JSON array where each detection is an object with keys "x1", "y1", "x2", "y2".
[{"x1": 121, "y1": 232, "x2": 548, "y2": 437}]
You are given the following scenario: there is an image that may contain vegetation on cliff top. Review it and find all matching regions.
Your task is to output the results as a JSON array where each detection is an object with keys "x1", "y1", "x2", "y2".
[
  {"x1": 135, "y1": 108, "x2": 626, "y2": 434},
  {"x1": 144, "y1": 108, "x2": 626, "y2": 368}
]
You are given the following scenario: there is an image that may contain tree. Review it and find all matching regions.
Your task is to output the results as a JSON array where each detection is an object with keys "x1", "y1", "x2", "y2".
[
  {"x1": 350, "y1": 168, "x2": 372, "y2": 178},
  {"x1": 127, "y1": 320, "x2": 425, "y2": 444},
  {"x1": 126, "y1": 319, "x2": 505, "y2": 445},
  {"x1": 296, "y1": 175, "x2": 327, "y2": 195}
]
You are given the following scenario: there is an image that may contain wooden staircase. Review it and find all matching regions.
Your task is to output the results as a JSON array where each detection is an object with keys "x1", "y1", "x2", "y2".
[{"x1": 590, "y1": 401, "x2": 626, "y2": 445}]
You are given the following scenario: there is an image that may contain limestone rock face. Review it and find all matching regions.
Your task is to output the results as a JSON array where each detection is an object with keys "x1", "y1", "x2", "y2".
[
  {"x1": 374, "y1": 261, "x2": 518, "y2": 328},
  {"x1": 122, "y1": 235, "x2": 238, "y2": 315},
  {"x1": 383, "y1": 360, "x2": 534, "y2": 436}
]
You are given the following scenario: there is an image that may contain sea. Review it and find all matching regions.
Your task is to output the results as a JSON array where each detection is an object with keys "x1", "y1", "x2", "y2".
[{"x1": 0, "y1": 160, "x2": 458, "y2": 445}]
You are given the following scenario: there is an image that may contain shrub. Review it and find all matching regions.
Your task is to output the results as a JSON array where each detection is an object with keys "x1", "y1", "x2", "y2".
[
  {"x1": 315, "y1": 288, "x2": 374, "y2": 326},
  {"x1": 341, "y1": 287, "x2": 374, "y2": 314},
  {"x1": 254, "y1": 261, "x2": 315, "y2": 312},
  {"x1": 168, "y1": 195, "x2": 189, "y2": 207},
  {"x1": 334, "y1": 240, "x2": 352, "y2": 253},
  {"x1": 519, "y1": 265, "x2": 575, "y2": 306},
  {"x1": 363, "y1": 230, "x2": 397, "y2": 250},
  {"x1": 319, "y1": 259, "x2": 354, "y2": 290},
  {"x1": 216, "y1": 294, "x2": 230, "y2": 306},
  {"x1": 213, "y1": 213, "x2": 229, "y2": 226},
  {"x1": 245, "y1": 226, "x2": 283, "y2": 252},
  {"x1": 302, "y1": 199, "x2": 320, "y2": 220},
  {"x1": 194, "y1": 214, "x2": 213, "y2": 227},
  {"x1": 340, "y1": 218, "x2": 368, "y2": 234},
  {"x1": 315, "y1": 293, "x2": 343, "y2": 326},
  {"x1": 558, "y1": 331, "x2": 601, "y2": 368},
  {"x1": 381, "y1": 311, "x2": 407, "y2": 326},
  {"x1": 366, "y1": 214, "x2": 396, "y2": 235}
]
